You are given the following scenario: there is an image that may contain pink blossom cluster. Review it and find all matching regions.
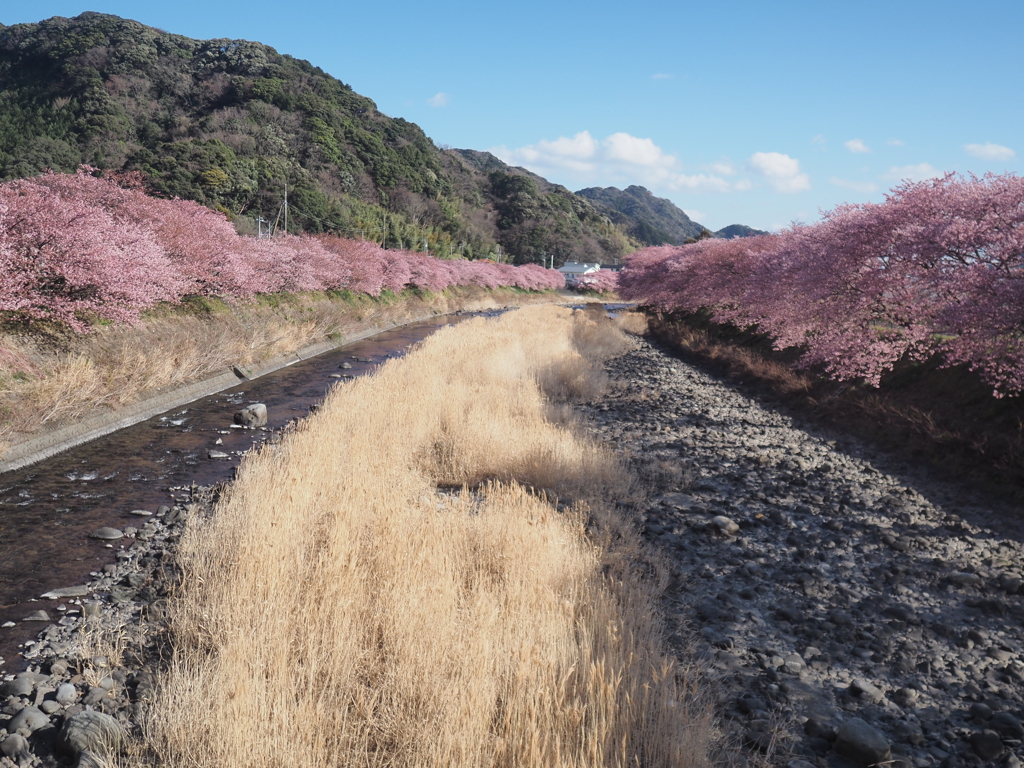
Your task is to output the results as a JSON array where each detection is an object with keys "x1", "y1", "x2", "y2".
[
  {"x1": 0, "y1": 170, "x2": 564, "y2": 332},
  {"x1": 575, "y1": 269, "x2": 619, "y2": 293},
  {"x1": 619, "y1": 173, "x2": 1024, "y2": 394}
]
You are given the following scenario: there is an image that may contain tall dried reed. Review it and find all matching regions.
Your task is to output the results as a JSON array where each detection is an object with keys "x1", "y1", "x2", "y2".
[
  {"x1": 614, "y1": 310, "x2": 649, "y2": 336},
  {"x1": 143, "y1": 305, "x2": 711, "y2": 768}
]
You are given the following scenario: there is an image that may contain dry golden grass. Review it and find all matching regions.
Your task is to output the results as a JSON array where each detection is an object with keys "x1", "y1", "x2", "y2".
[
  {"x1": 659, "y1": 320, "x2": 811, "y2": 396},
  {"x1": 0, "y1": 287, "x2": 551, "y2": 457},
  {"x1": 142, "y1": 305, "x2": 711, "y2": 768},
  {"x1": 614, "y1": 311, "x2": 649, "y2": 336}
]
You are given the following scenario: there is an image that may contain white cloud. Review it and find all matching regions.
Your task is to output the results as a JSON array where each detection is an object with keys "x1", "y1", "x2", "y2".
[
  {"x1": 883, "y1": 163, "x2": 942, "y2": 182},
  {"x1": 811, "y1": 135, "x2": 827, "y2": 150},
  {"x1": 844, "y1": 138, "x2": 870, "y2": 154},
  {"x1": 886, "y1": 139, "x2": 905, "y2": 146},
  {"x1": 683, "y1": 209, "x2": 707, "y2": 222},
  {"x1": 427, "y1": 92, "x2": 450, "y2": 107},
  {"x1": 708, "y1": 161, "x2": 736, "y2": 176},
  {"x1": 748, "y1": 152, "x2": 811, "y2": 193},
  {"x1": 965, "y1": 142, "x2": 1016, "y2": 161},
  {"x1": 493, "y1": 130, "x2": 599, "y2": 173},
  {"x1": 652, "y1": 73, "x2": 673, "y2": 80},
  {"x1": 492, "y1": 131, "x2": 734, "y2": 193},
  {"x1": 830, "y1": 176, "x2": 879, "y2": 194},
  {"x1": 670, "y1": 174, "x2": 734, "y2": 192},
  {"x1": 734, "y1": 179, "x2": 754, "y2": 191},
  {"x1": 604, "y1": 132, "x2": 673, "y2": 167}
]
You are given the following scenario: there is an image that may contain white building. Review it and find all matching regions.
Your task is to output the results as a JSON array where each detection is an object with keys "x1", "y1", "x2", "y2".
[{"x1": 557, "y1": 262, "x2": 602, "y2": 283}]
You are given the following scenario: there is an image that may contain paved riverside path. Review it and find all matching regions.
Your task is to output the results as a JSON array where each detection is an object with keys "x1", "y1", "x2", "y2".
[{"x1": 579, "y1": 336, "x2": 1024, "y2": 768}]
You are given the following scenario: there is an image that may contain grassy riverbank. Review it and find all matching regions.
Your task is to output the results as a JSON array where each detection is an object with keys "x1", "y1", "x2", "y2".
[
  {"x1": 0, "y1": 286, "x2": 558, "y2": 460},
  {"x1": 140, "y1": 305, "x2": 710, "y2": 767}
]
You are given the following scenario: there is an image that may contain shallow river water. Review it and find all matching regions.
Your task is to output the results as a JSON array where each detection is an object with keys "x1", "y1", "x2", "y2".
[{"x1": 0, "y1": 311, "x2": 499, "y2": 671}]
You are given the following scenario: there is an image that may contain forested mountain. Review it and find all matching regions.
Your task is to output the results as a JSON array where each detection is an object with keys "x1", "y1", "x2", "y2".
[
  {"x1": 714, "y1": 223, "x2": 769, "y2": 239},
  {"x1": 575, "y1": 185, "x2": 706, "y2": 245},
  {"x1": 576, "y1": 185, "x2": 769, "y2": 245},
  {"x1": 0, "y1": 12, "x2": 632, "y2": 265}
]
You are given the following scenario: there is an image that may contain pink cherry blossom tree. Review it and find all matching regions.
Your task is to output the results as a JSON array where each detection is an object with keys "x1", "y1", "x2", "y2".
[{"x1": 619, "y1": 172, "x2": 1024, "y2": 394}]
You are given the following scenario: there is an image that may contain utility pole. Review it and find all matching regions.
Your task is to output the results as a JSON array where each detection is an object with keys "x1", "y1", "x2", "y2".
[
  {"x1": 382, "y1": 209, "x2": 387, "y2": 249},
  {"x1": 270, "y1": 200, "x2": 284, "y2": 236},
  {"x1": 283, "y1": 183, "x2": 288, "y2": 235}
]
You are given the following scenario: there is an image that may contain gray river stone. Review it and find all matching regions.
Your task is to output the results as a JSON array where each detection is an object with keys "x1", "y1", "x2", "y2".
[
  {"x1": 0, "y1": 677, "x2": 34, "y2": 697},
  {"x1": 82, "y1": 686, "x2": 109, "y2": 706},
  {"x1": 22, "y1": 609, "x2": 50, "y2": 622},
  {"x1": 234, "y1": 402, "x2": 268, "y2": 428},
  {"x1": 56, "y1": 682, "x2": 79, "y2": 705},
  {"x1": 969, "y1": 731, "x2": 1005, "y2": 761},
  {"x1": 989, "y1": 711, "x2": 1024, "y2": 739},
  {"x1": 850, "y1": 678, "x2": 886, "y2": 703},
  {"x1": 40, "y1": 585, "x2": 91, "y2": 599},
  {"x1": 0, "y1": 734, "x2": 30, "y2": 762},
  {"x1": 57, "y1": 711, "x2": 124, "y2": 758},
  {"x1": 712, "y1": 515, "x2": 739, "y2": 536},
  {"x1": 969, "y1": 702, "x2": 993, "y2": 721},
  {"x1": 835, "y1": 718, "x2": 891, "y2": 766},
  {"x1": 88, "y1": 527, "x2": 123, "y2": 540},
  {"x1": 7, "y1": 706, "x2": 50, "y2": 734}
]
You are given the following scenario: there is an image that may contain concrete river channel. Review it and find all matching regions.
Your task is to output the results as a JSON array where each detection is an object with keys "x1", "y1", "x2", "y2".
[{"x1": 0, "y1": 309, "x2": 517, "y2": 673}]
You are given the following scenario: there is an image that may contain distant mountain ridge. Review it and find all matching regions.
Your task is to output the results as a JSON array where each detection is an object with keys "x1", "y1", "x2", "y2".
[
  {"x1": 576, "y1": 185, "x2": 704, "y2": 245},
  {"x1": 577, "y1": 185, "x2": 766, "y2": 244},
  {"x1": 714, "y1": 223, "x2": 769, "y2": 239}
]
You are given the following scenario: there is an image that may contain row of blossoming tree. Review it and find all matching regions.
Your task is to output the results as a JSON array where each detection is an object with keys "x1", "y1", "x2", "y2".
[
  {"x1": 0, "y1": 169, "x2": 565, "y2": 333},
  {"x1": 619, "y1": 172, "x2": 1024, "y2": 395}
]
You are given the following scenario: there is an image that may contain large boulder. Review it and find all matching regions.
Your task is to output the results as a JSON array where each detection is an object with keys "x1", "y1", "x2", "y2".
[
  {"x1": 7, "y1": 706, "x2": 50, "y2": 734},
  {"x1": 234, "y1": 403, "x2": 268, "y2": 428},
  {"x1": 969, "y1": 731, "x2": 1005, "y2": 761},
  {"x1": 0, "y1": 677, "x2": 34, "y2": 697},
  {"x1": 835, "y1": 718, "x2": 891, "y2": 766},
  {"x1": 1, "y1": 734, "x2": 31, "y2": 762},
  {"x1": 56, "y1": 711, "x2": 124, "y2": 759}
]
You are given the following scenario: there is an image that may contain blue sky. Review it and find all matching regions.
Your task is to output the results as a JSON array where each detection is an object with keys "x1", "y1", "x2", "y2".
[{"x1": 6, "y1": 0, "x2": 1022, "y2": 231}]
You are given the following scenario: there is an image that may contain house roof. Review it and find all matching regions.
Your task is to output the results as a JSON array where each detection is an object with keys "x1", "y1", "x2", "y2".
[{"x1": 557, "y1": 262, "x2": 602, "y2": 274}]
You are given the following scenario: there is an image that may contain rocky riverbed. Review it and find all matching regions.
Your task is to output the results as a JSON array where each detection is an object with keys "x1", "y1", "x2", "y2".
[
  {"x1": 0, "y1": 485, "x2": 215, "y2": 768},
  {"x1": 4, "y1": 325, "x2": 1023, "y2": 768},
  {"x1": 578, "y1": 334, "x2": 1024, "y2": 768}
]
